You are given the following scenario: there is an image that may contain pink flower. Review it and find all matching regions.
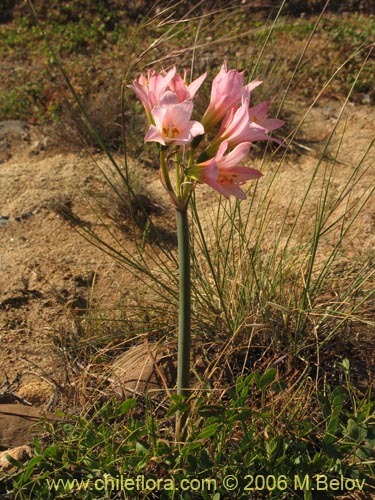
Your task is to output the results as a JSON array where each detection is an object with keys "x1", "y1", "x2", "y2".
[
  {"x1": 188, "y1": 140, "x2": 262, "y2": 200},
  {"x1": 145, "y1": 91, "x2": 204, "y2": 146},
  {"x1": 247, "y1": 100, "x2": 285, "y2": 139},
  {"x1": 206, "y1": 98, "x2": 284, "y2": 154},
  {"x1": 168, "y1": 70, "x2": 207, "y2": 102},
  {"x1": 201, "y1": 60, "x2": 262, "y2": 130},
  {"x1": 128, "y1": 67, "x2": 176, "y2": 122}
]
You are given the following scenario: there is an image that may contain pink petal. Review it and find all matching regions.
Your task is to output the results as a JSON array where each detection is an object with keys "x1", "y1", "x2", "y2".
[
  {"x1": 145, "y1": 125, "x2": 166, "y2": 145},
  {"x1": 187, "y1": 72, "x2": 207, "y2": 97},
  {"x1": 202, "y1": 61, "x2": 247, "y2": 129},
  {"x1": 168, "y1": 74, "x2": 188, "y2": 101},
  {"x1": 222, "y1": 166, "x2": 262, "y2": 181},
  {"x1": 171, "y1": 131, "x2": 192, "y2": 144},
  {"x1": 219, "y1": 183, "x2": 247, "y2": 200},
  {"x1": 189, "y1": 120, "x2": 205, "y2": 138},
  {"x1": 219, "y1": 107, "x2": 236, "y2": 132},
  {"x1": 261, "y1": 118, "x2": 285, "y2": 131},
  {"x1": 218, "y1": 142, "x2": 251, "y2": 168},
  {"x1": 215, "y1": 140, "x2": 229, "y2": 160},
  {"x1": 187, "y1": 158, "x2": 217, "y2": 182},
  {"x1": 129, "y1": 81, "x2": 151, "y2": 114},
  {"x1": 159, "y1": 91, "x2": 179, "y2": 106},
  {"x1": 149, "y1": 67, "x2": 176, "y2": 104},
  {"x1": 164, "y1": 66, "x2": 177, "y2": 85},
  {"x1": 243, "y1": 79, "x2": 263, "y2": 100},
  {"x1": 205, "y1": 179, "x2": 229, "y2": 197},
  {"x1": 248, "y1": 101, "x2": 270, "y2": 121},
  {"x1": 151, "y1": 105, "x2": 168, "y2": 131},
  {"x1": 166, "y1": 101, "x2": 193, "y2": 130}
]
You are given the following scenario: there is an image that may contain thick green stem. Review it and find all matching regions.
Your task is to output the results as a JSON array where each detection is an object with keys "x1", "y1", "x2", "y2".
[
  {"x1": 176, "y1": 208, "x2": 191, "y2": 397},
  {"x1": 159, "y1": 147, "x2": 177, "y2": 205}
]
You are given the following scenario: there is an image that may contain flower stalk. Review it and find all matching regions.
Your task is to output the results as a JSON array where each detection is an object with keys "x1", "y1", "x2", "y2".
[
  {"x1": 175, "y1": 207, "x2": 191, "y2": 440},
  {"x1": 176, "y1": 207, "x2": 191, "y2": 398}
]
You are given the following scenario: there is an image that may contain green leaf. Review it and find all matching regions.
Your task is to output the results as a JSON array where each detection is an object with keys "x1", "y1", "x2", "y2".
[
  {"x1": 136, "y1": 440, "x2": 149, "y2": 455},
  {"x1": 198, "y1": 405, "x2": 226, "y2": 417},
  {"x1": 366, "y1": 427, "x2": 375, "y2": 447},
  {"x1": 258, "y1": 368, "x2": 277, "y2": 390},
  {"x1": 356, "y1": 445, "x2": 374, "y2": 460},
  {"x1": 341, "y1": 358, "x2": 350, "y2": 376},
  {"x1": 346, "y1": 418, "x2": 367, "y2": 442},
  {"x1": 304, "y1": 491, "x2": 313, "y2": 500},
  {"x1": 231, "y1": 409, "x2": 252, "y2": 422},
  {"x1": 85, "y1": 429, "x2": 96, "y2": 447},
  {"x1": 43, "y1": 445, "x2": 60, "y2": 458},
  {"x1": 271, "y1": 380, "x2": 287, "y2": 393},
  {"x1": 54, "y1": 409, "x2": 67, "y2": 418},
  {"x1": 321, "y1": 441, "x2": 340, "y2": 458},
  {"x1": 254, "y1": 370, "x2": 261, "y2": 389},
  {"x1": 331, "y1": 386, "x2": 345, "y2": 407},
  {"x1": 19, "y1": 455, "x2": 43, "y2": 482},
  {"x1": 120, "y1": 398, "x2": 136, "y2": 414},
  {"x1": 199, "y1": 448, "x2": 211, "y2": 468},
  {"x1": 197, "y1": 423, "x2": 221, "y2": 439}
]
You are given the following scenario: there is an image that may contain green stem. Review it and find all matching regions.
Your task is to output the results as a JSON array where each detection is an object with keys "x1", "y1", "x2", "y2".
[
  {"x1": 175, "y1": 150, "x2": 181, "y2": 204},
  {"x1": 160, "y1": 147, "x2": 176, "y2": 204},
  {"x1": 176, "y1": 208, "x2": 191, "y2": 397}
]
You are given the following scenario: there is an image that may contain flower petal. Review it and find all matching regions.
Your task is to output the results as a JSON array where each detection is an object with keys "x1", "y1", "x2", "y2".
[
  {"x1": 145, "y1": 125, "x2": 166, "y2": 145},
  {"x1": 217, "y1": 142, "x2": 251, "y2": 168},
  {"x1": 159, "y1": 90, "x2": 180, "y2": 107},
  {"x1": 188, "y1": 120, "x2": 205, "y2": 138},
  {"x1": 187, "y1": 72, "x2": 207, "y2": 98}
]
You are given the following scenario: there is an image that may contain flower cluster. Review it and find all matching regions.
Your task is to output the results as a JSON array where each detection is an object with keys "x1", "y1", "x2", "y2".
[{"x1": 129, "y1": 61, "x2": 283, "y2": 207}]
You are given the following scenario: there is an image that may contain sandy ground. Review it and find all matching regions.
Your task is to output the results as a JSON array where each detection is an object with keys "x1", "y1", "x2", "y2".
[{"x1": 0, "y1": 120, "x2": 173, "y2": 408}]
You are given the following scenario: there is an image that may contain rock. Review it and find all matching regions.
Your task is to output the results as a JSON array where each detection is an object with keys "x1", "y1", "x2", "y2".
[
  {"x1": 110, "y1": 343, "x2": 177, "y2": 398},
  {"x1": 0, "y1": 445, "x2": 31, "y2": 471},
  {"x1": 0, "y1": 121, "x2": 29, "y2": 141},
  {"x1": 17, "y1": 381, "x2": 55, "y2": 406},
  {"x1": 0, "y1": 215, "x2": 9, "y2": 227},
  {"x1": 21, "y1": 211, "x2": 33, "y2": 220},
  {"x1": 0, "y1": 404, "x2": 49, "y2": 449}
]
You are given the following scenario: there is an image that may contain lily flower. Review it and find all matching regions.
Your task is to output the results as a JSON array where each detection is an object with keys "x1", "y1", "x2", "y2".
[
  {"x1": 206, "y1": 98, "x2": 284, "y2": 154},
  {"x1": 145, "y1": 91, "x2": 204, "y2": 146},
  {"x1": 247, "y1": 100, "x2": 285, "y2": 138},
  {"x1": 201, "y1": 60, "x2": 262, "y2": 130},
  {"x1": 188, "y1": 140, "x2": 262, "y2": 200},
  {"x1": 128, "y1": 67, "x2": 176, "y2": 123},
  {"x1": 168, "y1": 70, "x2": 207, "y2": 102}
]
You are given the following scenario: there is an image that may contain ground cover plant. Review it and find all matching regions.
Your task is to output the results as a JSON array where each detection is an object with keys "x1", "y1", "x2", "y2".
[{"x1": 1, "y1": 0, "x2": 375, "y2": 499}]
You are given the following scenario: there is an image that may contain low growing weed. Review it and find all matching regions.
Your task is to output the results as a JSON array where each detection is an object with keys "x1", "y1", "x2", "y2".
[{"x1": 4, "y1": 363, "x2": 375, "y2": 499}]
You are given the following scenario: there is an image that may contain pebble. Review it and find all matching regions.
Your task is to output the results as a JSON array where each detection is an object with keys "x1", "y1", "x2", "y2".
[
  {"x1": 0, "y1": 211, "x2": 34, "y2": 227},
  {"x1": 361, "y1": 94, "x2": 371, "y2": 105},
  {"x1": 0, "y1": 215, "x2": 10, "y2": 227},
  {"x1": 0, "y1": 445, "x2": 31, "y2": 471}
]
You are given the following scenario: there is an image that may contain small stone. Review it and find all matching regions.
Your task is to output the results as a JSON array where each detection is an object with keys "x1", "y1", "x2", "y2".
[
  {"x1": 361, "y1": 94, "x2": 371, "y2": 105},
  {"x1": 17, "y1": 381, "x2": 54, "y2": 405},
  {"x1": 0, "y1": 216, "x2": 9, "y2": 227},
  {"x1": 0, "y1": 445, "x2": 32, "y2": 471},
  {"x1": 21, "y1": 211, "x2": 33, "y2": 220}
]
